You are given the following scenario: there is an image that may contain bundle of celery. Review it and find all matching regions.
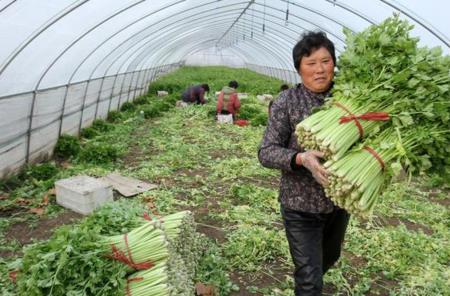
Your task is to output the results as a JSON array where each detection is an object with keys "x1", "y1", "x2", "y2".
[
  {"x1": 141, "y1": 210, "x2": 200, "y2": 295},
  {"x1": 126, "y1": 261, "x2": 171, "y2": 296},
  {"x1": 101, "y1": 222, "x2": 170, "y2": 271},
  {"x1": 109, "y1": 210, "x2": 200, "y2": 295},
  {"x1": 324, "y1": 129, "x2": 407, "y2": 216},
  {"x1": 295, "y1": 15, "x2": 449, "y2": 216},
  {"x1": 296, "y1": 98, "x2": 392, "y2": 160},
  {"x1": 324, "y1": 125, "x2": 447, "y2": 216},
  {"x1": 15, "y1": 201, "x2": 202, "y2": 296},
  {"x1": 296, "y1": 16, "x2": 449, "y2": 166}
]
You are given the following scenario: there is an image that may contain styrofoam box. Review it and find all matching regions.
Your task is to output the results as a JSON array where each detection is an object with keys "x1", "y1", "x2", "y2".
[{"x1": 55, "y1": 175, "x2": 113, "y2": 215}]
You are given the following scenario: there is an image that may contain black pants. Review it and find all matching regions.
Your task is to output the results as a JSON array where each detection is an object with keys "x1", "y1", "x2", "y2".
[{"x1": 281, "y1": 206, "x2": 350, "y2": 296}]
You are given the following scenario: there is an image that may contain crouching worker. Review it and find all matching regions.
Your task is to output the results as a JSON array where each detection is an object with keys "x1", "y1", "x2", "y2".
[
  {"x1": 181, "y1": 84, "x2": 210, "y2": 105},
  {"x1": 216, "y1": 80, "x2": 241, "y2": 122}
]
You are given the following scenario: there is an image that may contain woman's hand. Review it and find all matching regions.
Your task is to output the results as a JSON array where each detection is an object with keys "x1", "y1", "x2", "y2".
[{"x1": 296, "y1": 150, "x2": 329, "y2": 186}]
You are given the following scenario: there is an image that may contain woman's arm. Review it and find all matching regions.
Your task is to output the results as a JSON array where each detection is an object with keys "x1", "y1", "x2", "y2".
[{"x1": 258, "y1": 95, "x2": 298, "y2": 172}]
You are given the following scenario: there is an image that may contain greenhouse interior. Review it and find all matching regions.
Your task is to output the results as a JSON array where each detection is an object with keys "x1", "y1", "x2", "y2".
[{"x1": 0, "y1": 0, "x2": 448, "y2": 295}]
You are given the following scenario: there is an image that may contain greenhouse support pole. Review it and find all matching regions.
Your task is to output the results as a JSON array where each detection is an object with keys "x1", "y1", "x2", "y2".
[
  {"x1": 116, "y1": 74, "x2": 125, "y2": 110},
  {"x1": 130, "y1": 70, "x2": 140, "y2": 100},
  {"x1": 134, "y1": 69, "x2": 144, "y2": 98},
  {"x1": 78, "y1": 79, "x2": 91, "y2": 135},
  {"x1": 146, "y1": 67, "x2": 155, "y2": 94},
  {"x1": 148, "y1": 67, "x2": 155, "y2": 90},
  {"x1": 141, "y1": 68, "x2": 151, "y2": 96},
  {"x1": 136, "y1": 69, "x2": 144, "y2": 97},
  {"x1": 25, "y1": 90, "x2": 38, "y2": 163},
  {"x1": 126, "y1": 70, "x2": 137, "y2": 102},
  {"x1": 132, "y1": 69, "x2": 143, "y2": 99},
  {"x1": 139, "y1": 69, "x2": 148, "y2": 97},
  {"x1": 130, "y1": 70, "x2": 140, "y2": 101},
  {"x1": 118, "y1": 72, "x2": 129, "y2": 105},
  {"x1": 141, "y1": 67, "x2": 150, "y2": 95},
  {"x1": 94, "y1": 76, "x2": 106, "y2": 120},
  {"x1": 57, "y1": 85, "x2": 70, "y2": 137},
  {"x1": 154, "y1": 66, "x2": 160, "y2": 81},
  {"x1": 107, "y1": 73, "x2": 119, "y2": 113}
]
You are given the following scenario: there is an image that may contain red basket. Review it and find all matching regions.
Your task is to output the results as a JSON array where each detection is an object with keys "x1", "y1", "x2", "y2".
[{"x1": 234, "y1": 119, "x2": 249, "y2": 126}]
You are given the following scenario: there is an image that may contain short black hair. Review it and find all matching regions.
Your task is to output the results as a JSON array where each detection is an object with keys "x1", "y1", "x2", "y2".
[
  {"x1": 280, "y1": 84, "x2": 289, "y2": 91},
  {"x1": 228, "y1": 80, "x2": 238, "y2": 89},
  {"x1": 201, "y1": 84, "x2": 210, "y2": 92},
  {"x1": 292, "y1": 31, "x2": 336, "y2": 72}
]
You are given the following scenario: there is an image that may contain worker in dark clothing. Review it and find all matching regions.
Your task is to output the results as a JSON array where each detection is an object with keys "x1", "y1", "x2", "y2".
[
  {"x1": 258, "y1": 31, "x2": 349, "y2": 296},
  {"x1": 181, "y1": 84, "x2": 210, "y2": 104}
]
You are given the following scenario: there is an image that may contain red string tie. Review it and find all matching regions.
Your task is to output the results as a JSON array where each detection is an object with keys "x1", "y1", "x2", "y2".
[
  {"x1": 9, "y1": 270, "x2": 18, "y2": 283},
  {"x1": 126, "y1": 277, "x2": 144, "y2": 296},
  {"x1": 108, "y1": 233, "x2": 154, "y2": 270},
  {"x1": 364, "y1": 146, "x2": 385, "y2": 170},
  {"x1": 334, "y1": 102, "x2": 365, "y2": 138},
  {"x1": 143, "y1": 211, "x2": 163, "y2": 222},
  {"x1": 339, "y1": 112, "x2": 390, "y2": 124}
]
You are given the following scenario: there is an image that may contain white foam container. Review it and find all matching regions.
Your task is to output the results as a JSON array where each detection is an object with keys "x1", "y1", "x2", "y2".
[{"x1": 55, "y1": 175, "x2": 113, "y2": 215}]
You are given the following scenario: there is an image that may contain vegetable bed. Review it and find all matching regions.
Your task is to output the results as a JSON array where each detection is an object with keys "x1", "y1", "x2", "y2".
[{"x1": 0, "y1": 66, "x2": 448, "y2": 295}]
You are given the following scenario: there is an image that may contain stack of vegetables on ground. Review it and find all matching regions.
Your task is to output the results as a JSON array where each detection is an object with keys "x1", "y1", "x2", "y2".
[
  {"x1": 12, "y1": 200, "x2": 202, "y2": 295},
  {"x1": 295, "y1": 15, "x2": 450, "y2": 216}
]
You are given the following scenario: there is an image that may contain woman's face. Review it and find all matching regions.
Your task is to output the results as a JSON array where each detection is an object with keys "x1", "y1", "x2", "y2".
[{"x1": 299, "y1": 47, "x2": 334, "y2": 93}]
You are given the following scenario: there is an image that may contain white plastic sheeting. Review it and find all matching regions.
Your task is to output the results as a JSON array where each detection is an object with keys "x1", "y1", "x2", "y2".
[
  {"x1": 186, "y1": 47, "x2": 245, "y2": 67},
  {"x1": 0, "y1": 0, "x2": 448, "y2": 177}
]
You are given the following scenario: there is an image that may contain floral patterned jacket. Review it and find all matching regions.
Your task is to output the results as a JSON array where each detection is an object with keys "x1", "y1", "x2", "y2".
[{"x1": 258, "y1": 84, "x2": 335, "y2": 213}]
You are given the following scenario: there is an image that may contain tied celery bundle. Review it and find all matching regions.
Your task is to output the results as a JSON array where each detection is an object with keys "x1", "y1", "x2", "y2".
[
  {"x1": 101, "y1": 222, "x2": 170, "y2": 271},
  {"x1": 296, "y1": 98, "x2": 393, "y2": 160},
  {"x1": 15, "y1": 200, "x2": 202, "y2": 296},
  {"x1": 296, "y1": 15, "x2": 449, "y2": 216},
  {"x1": 295, "y1": 16, "x2": 419, "y2": 161},
  {"x1": 126, "y1": 261, "x2": 171, "y2": 296},
  {"x1": 296, "y1": 16, "x2": 448, "y2": 162},
  {"x1": 103, "y1": 210, "x2": 200, "y2": 295},
  {"x1": 140, "y1": 211, "x2": 200, "y2": 295},
  {"x1": 325, "y1": 125, "x2": 448, "y2": 216}
]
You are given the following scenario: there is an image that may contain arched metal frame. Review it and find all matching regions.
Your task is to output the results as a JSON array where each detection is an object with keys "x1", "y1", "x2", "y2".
[
  {"x1": 67, "y1": 3, "x2": 295, "y2": 135},
  {"x1": 0, "y1": 0, "x2": 448, "y2": 168},
  {"x1": 0, "y1": 0, "x2": 91, "y2": 76},
  {"x1": 108, "y1": 4, "x2": 347, "y2": 78},
  {"x1": 23, "y1": 0, "x2": 347, "y2": 159},
  {"x1": 378, "y1": 0, "x2": 449, "y2": 47},
  {"x1": 2, "y1": 1, "x2": 448, "y2": 90},
  {"x1": 0, "y1": 0, "x2": 18, "y2": 14},
  {"x1": 126, "y1": 14, "x2": 294, "y2": 72}
]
